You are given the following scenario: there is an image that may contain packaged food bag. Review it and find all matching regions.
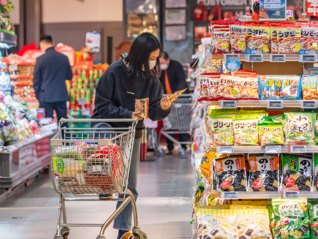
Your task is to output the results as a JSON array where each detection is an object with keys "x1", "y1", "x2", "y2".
[
  {"x1": 211, "y1": 116, "x2": 234, "y2": 146},
  {"x1": 309, "y1": 199, "x2": 318, "y2": 238},
  {"x1": 230, "y1": 23, "x2": 247, "y2": 53},
  {"x1": 216, "y1": 74, "x2": 238, "y2": 99},
  {"x1": 214, "y1": 154, "x2": 247, "y2": 192},
  {"x1": 198, "y1": 74, "x2": 211, "y2": 100},
  {"x1": 213, "y1": 28, "x2": 230, "y2": 53},
  {"x1": 273, "y1": 198, "x2": 310, "y2": 239},
  {"x1": 284, "y1": 112, "x2": 315, "y2": 145},
  {"x1": 208, "y1": 76, "x2": 221, "y2": 99},
  {"x1": 313, "y1": 154, "x2": 318, "y2": 192},
  {"x1": 302, "y1": 75, "x2": 318, "y2": 100},
  {"x1": 282, "y1": 154, "x2": 312, "y2": 191},
  {"x1": 234, "y1": 75, "x2": 259, "y2": 99},
  {"x1": 236, "y1": 214, "x2": 271, "y2": 239},
  {"x1": 247, "y1": 25, "x2": 271, "y2": 53},
  {"x1": 268, "y1": 204, "x2": 276, "y2": 237},
  {"x1": 258, "y1": 121, "x2": 284, "y2": 146},
  {"x1": 271, "y1": 26, "x2": 278, "y2": 54},
  {"x1": 277, "y1": 26, "x2": 302, "y2": 53},
  {"x1": 248, "y1": 154, "x2": 279, "y2": 192},
  {"x1": 233, "y1": 116, "x2": 259, "y2": 146},
  {"x1": 135, "y1": 98, "x2": 149, "y2": 118}
]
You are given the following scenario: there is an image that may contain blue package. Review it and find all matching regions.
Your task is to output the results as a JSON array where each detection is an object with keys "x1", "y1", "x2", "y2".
[
  {"x1": 259, "y1": 75, "x2": 301, "y2": 100},
  {"x1": 302, "y1": 75, "x2": 318, "y2": 100}
]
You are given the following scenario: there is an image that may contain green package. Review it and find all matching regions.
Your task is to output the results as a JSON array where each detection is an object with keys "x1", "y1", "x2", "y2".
[
  {"x1": 309, "y1": 199, "x2": 318, "y2": 239},
  {"x1": 55, "y1": 146, "x2": 84, "y2": 161},
  {"x1": 233, "y1": 116, "x2": 259, "y2": 145},
  {"x1": 270, "y1": 114, "x2": 286, "y2": 124},
  {"x1": 268, "y1": 204, "x2": 276, "y2": 238},
  {"x1": 273, "y1": 198, "x2": 310, "y2": 239},
  {"x1": 313, "y1": 155, "x2": 318, "y2": 192},
  {"x1": 284, "y1": 112, "x2": 315, "y2": 145},
  {"x1": 258, "y1": 122, "x2": 284, "y2": 146},
  {"x1": 211, "y1": 116, "x2": 234, "y2": 146},
  {"x1": 210, "y1": 109, "x2": 238, "y2": 117}
]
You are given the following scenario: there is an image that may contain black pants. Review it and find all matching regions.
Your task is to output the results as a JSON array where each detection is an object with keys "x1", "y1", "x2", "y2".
[
  {"x1": 39, "y1": 101, "x2": 67, "y2": 123},
  {"x1": 167, "y1": 133, "x2": 188, "y2": 151}
]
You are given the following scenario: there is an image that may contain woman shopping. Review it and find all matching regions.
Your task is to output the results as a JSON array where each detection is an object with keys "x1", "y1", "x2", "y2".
[{"x1": 92, "y1": 33, "x2": 172, "y2": 239}]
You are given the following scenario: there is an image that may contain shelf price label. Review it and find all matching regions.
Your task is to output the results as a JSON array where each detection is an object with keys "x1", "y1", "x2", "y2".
[
  {"x1": 267, "y1": 100, "x2": 283, "y2": 109},
  {"x1": 219, "y1": 100, "x2": 237, "y2": 109},
  {"x1": 245, "y1": 49, "x2": 263, "y2": 62},
  {"x1": 270, "y1": 54, "x2": 286, "y2": 63},
  {"x1": 299, "y1": 49, "x2": 317, "y2": 63},
  {"x1": 289, "y1": 141, "x2": 307, "y2": 154},
  {"x1": 282, "y1": 188, "x2": 299, "y2": 199},
  {"x1": 223, "y1": 54, "x2": 240, "y2": 62},
  {"x1": 265, "y1": 145, "x2": 281, "y2": 154},
  {"x1": 221, "y1": 192, "x2": 238, "y2": 199},
  {"x1": 217, "y1": 146, "x2": 234, "y2": 154},
  {"x1": 301, "y1": 100, "x2": 317, "y2": 109}
]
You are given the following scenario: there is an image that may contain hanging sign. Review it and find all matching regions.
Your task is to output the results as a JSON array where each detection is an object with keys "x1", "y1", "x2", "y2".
[
  {"x1": 307, "y1": 0, "x2": 318, "y2": 16},
  {"x1": 85, "y1": 32, "x2": 101, "y2": 53}
]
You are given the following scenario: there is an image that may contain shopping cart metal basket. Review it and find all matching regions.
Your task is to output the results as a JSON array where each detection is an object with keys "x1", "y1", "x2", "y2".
[
  {"x1": 157, "y1": 94, "x2": 193, "y2": 159},
  {"x1": 50, "y1": 118, "x2": 147, "y2": 239}
]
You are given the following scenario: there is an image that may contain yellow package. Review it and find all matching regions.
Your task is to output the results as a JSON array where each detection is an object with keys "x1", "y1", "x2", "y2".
[
  {"x1": 169, "y1": 88, "x2": 187, "y2": 101},
  {"x1": 237, "y1": 213, "x2": 271, "y2": 239},
  {"x1": 277, "y1": 27, "x2": 301, "y2": 53},
  {"x1": 135, "y1": 98, "x2": 149, "y2": 118},
  {"x1": 247, "y1": 26, "x2": 271, "y2": 53},
  {"x1": 231, "y1": 200, "x2": 268, "y2": 206},
  {"x1": 200, "y1": 151, "x2": 215, "y2": 172}
]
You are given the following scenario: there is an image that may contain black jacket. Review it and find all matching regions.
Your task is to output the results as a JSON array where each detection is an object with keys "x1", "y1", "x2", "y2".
[
  {"x1": 92, "y1": 60, "x2": 170, "y2": 138},
  {"x1": 160, "y1": 59, "x2": 188, "y2": 94},
  {"x1": 33, "y1": 47, "x2": 73, "y2": 102}
]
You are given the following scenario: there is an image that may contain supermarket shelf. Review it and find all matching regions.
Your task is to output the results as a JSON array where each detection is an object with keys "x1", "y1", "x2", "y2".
[
  {"x1": 213, "y1": 54, "x2": 302, "y2": 62},
  {"x1": 214, "y1": 145, "x2": 318, "y2": 154}
]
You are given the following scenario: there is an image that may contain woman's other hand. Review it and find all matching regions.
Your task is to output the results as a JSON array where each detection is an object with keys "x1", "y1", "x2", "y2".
[
  {"x1": 160, "y1": 96, "x2": 171, "y2": 110},
  {"x1": 132, "y1": 111, "x2": 143, "y2": 121}
]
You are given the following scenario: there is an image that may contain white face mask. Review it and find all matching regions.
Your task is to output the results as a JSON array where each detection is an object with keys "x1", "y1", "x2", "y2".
[
  {"x1": 149, "y1": 60, "x2": 156, "y2": 70},
  {"x1": 160, "y1": 64, "x2": 168, "y2": 70}
]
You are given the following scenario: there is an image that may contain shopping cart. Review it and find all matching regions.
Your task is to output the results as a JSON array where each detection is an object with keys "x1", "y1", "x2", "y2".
[
  {"x1": 157, "y1": 94, "x2": 193, "y2": 159},
  {"x1": 50, "y1": 118, "x2": 147, "y2": 239}
]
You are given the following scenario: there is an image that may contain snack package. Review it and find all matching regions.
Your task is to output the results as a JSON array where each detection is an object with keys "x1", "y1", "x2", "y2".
[
  {"x1": 209, "y1": 75, "x2": 221, "y2": 99},
  {"x1": 271, "y1": 26, "x2": 278, "y2": 54},
  {"x1": 313, "y1": 154, "x2": 318, "y2": 192},
  {"x1": 234, "y1": 75, "x2": 259, "y2": 99},
  {"x1": 258, "y1": 121, "x2": 284, "y2": 146},
  {"x1": 273, "y1": 198, "x2": 310, "y2": 239},
  {"x1": 169, "y1": 88, "x2": 187, "y2": 102},
  {"x1": 268, "y1": 204, "x2": 276, "y2": 237},
  {"x1": 309, "y1": 199, "x2": 318, "y2": 238},
  {"x1": 277, "y1": 26, "x2": 302, "y2": 53},
  {"x1": 214, "y1": 155, "x2": 247, "y2": 192},
  {"x1": 259, "y1": 75, "x2": 301, "y2": 100},
  {"x1": 233, "y1": 116, "x2": 259, "y2": 146},
  {"x1": 304, "y1": 67, "x2": 318, "y2": 75},
  {"x1": 199, "y1": 74, "x2": 210, "y2": 100},
  {"x1": 135, "y1": 98, "x2": 149, "y2": 118},
  {"x1": 248, "y1": 154, "x2": 279, "y2": 192},
  {"x1": 282, "y1": 154, "x2": 312, "y2": 191},
  {"x1": 284, "y1": 112, "x2": 315, "y2": 144},
  {"x1": 302, "y1": 75, "x2": 318, "y2": 100},
  {"x1": 217, "y1": 74, "x2": 238, "y2": 99},
  {"x1": 211, "y1": 116, "x2": 234, "y2": 146},
  {"x1": 236, "y1": 214, "x2": 271, "y2": 239},
  {"x1": 230, "y1": 24, "x2": 247, "y2": 53},
  {"x1": 247, "y1": 25, "x2": 271, "y2": 53},
  {"x1": 213, "y1": 28, "x2": 230, "y2": 53},
  {"x1": 301, "y1": 26, "x2": 318, "y2": 50}
]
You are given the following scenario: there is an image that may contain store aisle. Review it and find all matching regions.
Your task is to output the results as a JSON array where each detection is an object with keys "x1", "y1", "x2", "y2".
[{"x1": 0, "y1": 155, "x2": 194, "y2": 239}]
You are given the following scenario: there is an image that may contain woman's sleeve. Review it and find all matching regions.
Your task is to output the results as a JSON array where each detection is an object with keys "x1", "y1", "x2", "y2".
[
  {"x1": 94, "y1": 71, "x2": 133, "y2": 119},
  {"x1": 148, "y1": 78, "x2": 171, "y2": 121}
]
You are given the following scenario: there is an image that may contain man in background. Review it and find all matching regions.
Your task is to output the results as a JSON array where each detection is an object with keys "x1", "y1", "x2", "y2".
[
  {"x1": 159, "y1": 51, "x2": 189, "y2": 155},
  {"x1": 33, "y1": 35, "x2": 73, "y2": 123}
]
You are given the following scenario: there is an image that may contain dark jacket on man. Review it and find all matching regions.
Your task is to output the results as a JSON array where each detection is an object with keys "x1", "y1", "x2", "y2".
[
  {"x1": 33, "y1": 47, "x2": 73, "y2": 102},
  {"x1": 92, "y1": 60, "x2": 170, "y2": 138},
  {"x1": 159, "y1": 59, "x2": 188, "y2": 94}
]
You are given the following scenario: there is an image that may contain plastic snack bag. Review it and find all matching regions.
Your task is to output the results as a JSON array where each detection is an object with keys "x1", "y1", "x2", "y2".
[
  {"x1": 313, "y1": 154, "x2": 318, "y2": 192},
  {"x1": 214, "y1": 154, "x2": 247, "y2": 192},
  {"x1": 277, "y1": 26, "x2": 302, "y2": 53},
  {"x1": 233, "y1": 116, "x2": 259, "y2": 146},
  {"x1": 284, "y1": 112, "x2": 315, "y2": 145},
  {"x1": 230, "y1": 23, "x2": 247, "y2": 53},
  {"x1": 199, "y1": 74, "x2": 210, "y2": 100},
  {"x1": 273, "y1": 198, "x2": 310, "y2": 239},
  {"x1": 309, "y1": 199, "x2": 318, "y2": 238},
  {"x1": 282, "y1": 154, "x2": 312, "y2": 191},
  {"x1": 258, "y1": 120, "x2": 284, "y2": 146},
  {"x1": 213, "y1": 28, "x2": 230, "y2": 53},
  {"x1": 135, "y1": 98, "x2": 149, "y2": 118},
  {"x1": 234, "y1": 75, "x2": 259, "y2": 99},
  {"x1": 271, "y1": 26, "x2": 278, "y2": 54},
  {"x1": 302, "y1": 75, "x2": 318, "y2": 100},
  {"x1": 247, "y1": 24, "x2": 271, "y2": 53},
  {"x1": 217, "y1": 74, "x2": 238, "y2": 99},
  {"x1": 248, "y1": 154, "x2": 279, "y2": 192},
  {"x1": 208, "y1": 76, "x2": 221, "y2": 99},
  {"x1": 211, "y1": 116, "x2": 234, "y2": 146},
  {"x1": 169, "y1": 88, "x2": 187, "y2": 102},
  {"x1": 236, "y1": 214, "x2": 272, "y2": 239}
]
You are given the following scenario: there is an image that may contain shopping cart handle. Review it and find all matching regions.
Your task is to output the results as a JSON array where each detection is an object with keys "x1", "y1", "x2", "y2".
[{"x1": 59, "y1": 118, "x2": 138, "y2": 125}]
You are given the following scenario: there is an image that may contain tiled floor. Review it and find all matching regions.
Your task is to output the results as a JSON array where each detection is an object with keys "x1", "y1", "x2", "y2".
[{"x1": 0, "y1": 153, "x2": 194, "y2": 239}]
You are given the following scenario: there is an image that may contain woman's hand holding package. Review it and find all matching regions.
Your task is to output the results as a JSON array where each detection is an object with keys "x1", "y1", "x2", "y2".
[
  {"x1": 132, "y1": 111, "x2": 143, "y2": 121},
  {"x1": 160, "y1": 96, "x2": 172, "y2": 110}
]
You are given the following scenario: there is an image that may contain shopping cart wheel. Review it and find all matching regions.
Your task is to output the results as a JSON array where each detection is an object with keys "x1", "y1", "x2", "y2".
[
  {"x1": 179, "y1": 148, "x2": 187, "y2": 159},
  {"x1": 133, "y1": 231, "x2": 148, "y2": 239},
  {"x1": 157, "y1": 147, "x2": 165, "y2": 157},
  {"x1": 54, "y1": 226, "x2": 69, "y2": 239}
]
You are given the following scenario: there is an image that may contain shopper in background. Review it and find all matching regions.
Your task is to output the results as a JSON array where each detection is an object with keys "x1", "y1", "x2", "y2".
[
  {"x1": 33, "y1": 35, "x2": 73, "y2": 123},
  {"x1": 92, "y1": 33, "x2": 172, "y2": 239},
  {"x1": 159, "y1": 51, "x2": 189, "y2": 155}
]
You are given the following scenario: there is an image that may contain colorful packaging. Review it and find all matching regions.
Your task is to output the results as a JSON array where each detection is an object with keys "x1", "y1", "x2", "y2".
[
  {"x1": 211, "y1": 116, "x2": 234, "y2": 146},
  {"x1": 258, "y1": 122, "x2": 284, "y2": 146},
  {"x1": 277, "y1": 27, "x2": 302, "y2": 53},
  {"x1": 247, "y1": 25, "x2": 271, "y2": 53},
  {"x1": 233, "y1": 116, "x2": 259, "y2": 146},
  {"x1": 199, "y1": 74, "x2": 210, "y2": 99},
  {"x1": 304, "y1": 67, "x2": 318, "y2": 75},
  {"x1": 230, "y1": 24, "x2": 247, "y2": 53},
  {"x1": 214, "y1": 155, "x2": 247, "y2": 192},
  {"x1": 273, "y1": 198, "x2": 310, "y2": 239},
  {"x1": 216, "y1": 74, "x2": 238, "y2": 99},
  {"x1": 248, "y1": 154, "x2": 279, "y2": 192},
  {"x1": 213, "y1": 28, "x2": 230, "y2": 53},
  {"x1": 259, "y1": 75, "x2": 301, "y2": 100},
  {"x1": 313, "y1": 154, "x2": 318, "y2": 192},
  {"x1": 268, "y1": 204, "x2": 276, "y2": 237},
  {"x1": 169, "y1": 88, "x2": 187, "y2": 102},
  {"x1": 301, "y1": 26, "x2": 318, "y2": 50},
  {"x1": 135, "y1": 98, "x2": 149, "y2": 118},
  {"x1": 271, "y1": 26, "x2": 278, "y2": 54},
  {"x1": 284, "y1": 112, "x2": 315, "y2": 144},
  {"x1": 234, "y1": 75, "x2": 259, "y2": 99},
  {"x1": 209, "y1": 76, "x2": 221, "y2": 99},
  {"x1": 309, "y1": 199, "x2": 318, "y2": 238},
  {"x1": 236, "y1": 214, "x2": 271, "y2": 239},
  {"x1": 282, "y1": 154, "x2": 312, "y2": 191},
  {"x1": 302, "y1": 75, "x2": 318, "y2": 100}
]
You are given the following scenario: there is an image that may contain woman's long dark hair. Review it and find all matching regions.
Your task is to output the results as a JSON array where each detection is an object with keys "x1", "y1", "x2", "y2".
[{"x1": 124, "y1": 33, "x2": 161, "y2": 81}]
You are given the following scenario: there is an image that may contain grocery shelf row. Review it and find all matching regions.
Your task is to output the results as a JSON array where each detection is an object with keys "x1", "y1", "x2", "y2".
[
  {"x1": 214, "y1": 145, "x2": 314, "y2": 154},
  {"x1": 215, "y1": 191, "x2": 318, "y2": 199}
]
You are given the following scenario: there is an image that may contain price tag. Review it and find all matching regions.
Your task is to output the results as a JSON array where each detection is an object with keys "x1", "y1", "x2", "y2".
[
  {"x1": 245, "y1": 49, "x2": 263, "y2": 62},
  {"x1": 290, "y1": 145, "x2": 307, "y2": 153},
  {"x1": 223, "y1": 54, "x2": 240, "y2": 62},
  {"x1": 92, "y1": 165, "x2": 103, "y2": 173},
  {"x1": 301, "y1": 100, "x2": 317, "y2": 109},
  {"x1": 219, "y1": 100, "x2": 237, "y2": 109},
  {"x1": 81, "y1": 109, "x2": 90, "y2": 116},
  {"x1": 78, "y1": 98, "x2": 87, "y2": 105},
  {"x1": 299, "y1": 49, "x2": 317, "y2": 63},
  {"x1": 270, "y1": 54, "x2": 286, "y2": 62},
  {"x1": 267, "y1": 100, "x2": 283, "y2": 109},
  {"x1": 283, "y1": 191, "x2": 299, "y2": 199},
  {"x1": 221, "y1": 192, "x2": 238, "y2": 199},
  {"x1": 217, "y1": 146, "x2": 234, "y2": 154},
  {"x1": 265, "y1": 145, "x2": 281, "y2": 154}
]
